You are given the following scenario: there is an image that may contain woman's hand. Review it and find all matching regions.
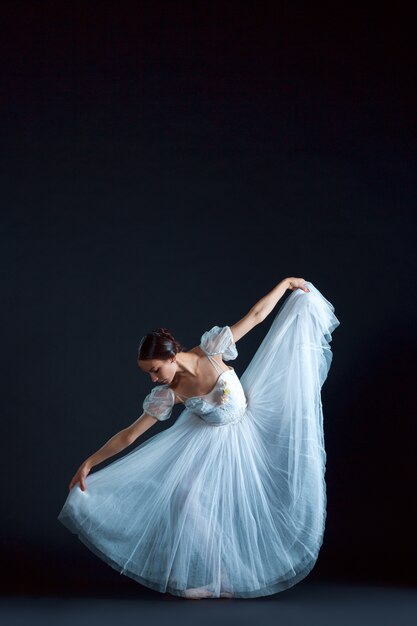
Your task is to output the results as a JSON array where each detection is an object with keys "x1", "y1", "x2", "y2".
[
  {"x1": 288, "y1": 277, "x2": 310, "y2": 292},
  {"x1": 68, "y1": 460, "x2": 92, "y2": 492}
]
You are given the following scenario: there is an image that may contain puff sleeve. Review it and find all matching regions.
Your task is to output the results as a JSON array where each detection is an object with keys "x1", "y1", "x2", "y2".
[
  {"x1": 199, "y1": 325, "x2": 238, "y2": 361},
  {"x1": 142, "y1": 385, "x2": 175, "y2": 421}
]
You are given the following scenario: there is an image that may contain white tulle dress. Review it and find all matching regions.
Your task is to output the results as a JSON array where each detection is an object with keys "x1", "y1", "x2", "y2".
[{"x1": 57, "y1": 281, "x2": 340, "y2": 598}]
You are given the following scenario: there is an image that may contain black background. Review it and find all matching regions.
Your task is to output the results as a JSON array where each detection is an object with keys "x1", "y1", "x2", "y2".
[{"x1": 2, "y1": 1, "x2": 416, "y2": 597}]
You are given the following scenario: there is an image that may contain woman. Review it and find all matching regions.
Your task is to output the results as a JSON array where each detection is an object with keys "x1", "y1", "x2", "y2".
[{"x1": 58, "y1": 276, "x2": 340, "y2": 599}]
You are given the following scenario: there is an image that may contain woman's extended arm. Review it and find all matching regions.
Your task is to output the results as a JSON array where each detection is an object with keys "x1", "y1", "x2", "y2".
[
  {"x1": 68, "y1": 414, "x2": 158, "y2": 492},
  {"x1": 230, "y1": 277, "x2": 309, "y2": 343},
  {"x1": 251, "y1": 276, "x2": 309, "y2": 322}
]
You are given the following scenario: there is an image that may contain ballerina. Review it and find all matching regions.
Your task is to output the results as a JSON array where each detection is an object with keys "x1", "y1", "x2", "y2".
[{"x1": 58, "y1": 276, "x2": 340, "y2": 599}]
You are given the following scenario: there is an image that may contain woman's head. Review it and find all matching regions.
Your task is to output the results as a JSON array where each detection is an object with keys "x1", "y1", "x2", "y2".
[{"x1": 137, "y1": 328, "x2": 185, "y2": 384}]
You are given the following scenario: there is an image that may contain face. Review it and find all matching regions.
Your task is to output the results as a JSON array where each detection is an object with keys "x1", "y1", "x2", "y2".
[{"x1": 137, "y1": 358, "x2": 176, "y2": 385}]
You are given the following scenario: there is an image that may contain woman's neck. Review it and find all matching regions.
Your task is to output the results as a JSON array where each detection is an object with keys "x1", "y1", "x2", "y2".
[{"x1": 172, "y1": 351, "x2": 200, "y2": 382}]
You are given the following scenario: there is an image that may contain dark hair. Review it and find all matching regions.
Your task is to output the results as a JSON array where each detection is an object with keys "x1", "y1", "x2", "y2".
[{"x1": 137, "y1": 327, "x2": 186, "y2": 361}]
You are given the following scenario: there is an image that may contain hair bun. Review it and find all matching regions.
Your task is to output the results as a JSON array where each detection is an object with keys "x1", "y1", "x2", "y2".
[
  {"x1": 138, "y1": 327, "x2": 186, "y2": 361},
  {"x1": 156, "y1": 328, "x2": 184, "y2": 353},
  {"x1": 153, "y1": 327, "x2": 173, "y2": 339}
]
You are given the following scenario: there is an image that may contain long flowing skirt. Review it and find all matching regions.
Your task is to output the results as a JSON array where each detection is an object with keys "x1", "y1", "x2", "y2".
[{"x1": 57, "y1": 282, "x2": 340, "y2": 598}]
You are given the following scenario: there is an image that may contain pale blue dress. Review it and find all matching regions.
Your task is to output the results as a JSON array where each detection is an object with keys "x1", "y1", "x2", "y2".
[{"x1": 57, "y1": 282, "x2": 340, "y2": 598}]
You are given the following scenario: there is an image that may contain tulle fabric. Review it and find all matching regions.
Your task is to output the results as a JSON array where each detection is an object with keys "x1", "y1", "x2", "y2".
[
  {"x1": 200, "y1": 325, "x2": 238, "y2": 360},
  {"x1": 142, "y1": 385, "x2": 176, "y2": 421},
  {"x1": 57, "y1": 281, "x2": 340, "y2": 598}
]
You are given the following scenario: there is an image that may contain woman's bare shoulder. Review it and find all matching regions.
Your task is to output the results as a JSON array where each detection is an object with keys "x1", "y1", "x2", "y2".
[
  {"x1": 188, "y1": 345, "x2": 223, "y2": 363},
  {"x1": 187, "y1": 345, "x2": 204, "y2": 356}
]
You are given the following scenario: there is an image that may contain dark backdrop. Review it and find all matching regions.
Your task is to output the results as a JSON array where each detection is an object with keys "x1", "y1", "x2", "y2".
[{"x1": 2, "y1": 1, "x2": 416, "y2": 596}]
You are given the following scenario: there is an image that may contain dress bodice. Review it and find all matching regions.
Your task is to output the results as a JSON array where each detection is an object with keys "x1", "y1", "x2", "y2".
[
  {"x1": 142, "y1": 325, "x2": 248, "y2": 426},
  {"x1": 177, "y1": 366, "x2": 247, "y2": 426}
]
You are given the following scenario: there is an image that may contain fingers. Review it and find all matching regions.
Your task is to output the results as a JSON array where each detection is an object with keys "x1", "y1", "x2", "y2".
[
  {"x1": 290, "y1": 278, "x2": 310, "y2": 293},
  {"x1": 297, "y1": 277, "x2": 310, "y2": 293},
  {"x1": 68, "y1": 473, "x2": 87, "y2": 492}
]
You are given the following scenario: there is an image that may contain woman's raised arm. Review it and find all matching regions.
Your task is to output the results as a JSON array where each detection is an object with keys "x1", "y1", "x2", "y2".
[{"x1": 229, "y1": 277, "x2": 309, "y2": 343}]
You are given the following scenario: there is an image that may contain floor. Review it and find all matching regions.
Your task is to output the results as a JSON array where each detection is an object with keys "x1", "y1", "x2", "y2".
[{"x1": 1, "y1": 581, "x2": 417, "y2": 626}]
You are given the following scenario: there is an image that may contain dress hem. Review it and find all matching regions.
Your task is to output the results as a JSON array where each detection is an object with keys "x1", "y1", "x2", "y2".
[{"x1": 57, "y1": 511, "x2": 323, "y2": 599}]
